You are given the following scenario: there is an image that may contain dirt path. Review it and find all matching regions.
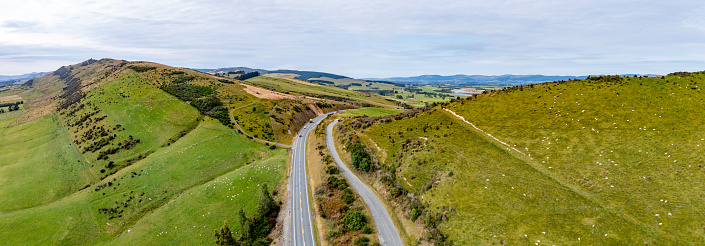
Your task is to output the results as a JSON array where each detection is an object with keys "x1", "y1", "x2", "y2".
[
  {"x1": 283, "y1": 78, "x2": 320, "y2": 87},
  {"x1": 443, "y1": 108, "x2": 534, "y2": 160},
  {"x1": 442, "y1": 107, "x2": 667, "y2": 239},
  {"x1": 240, "y1": 83, "x2": 297, "y2": 100}
]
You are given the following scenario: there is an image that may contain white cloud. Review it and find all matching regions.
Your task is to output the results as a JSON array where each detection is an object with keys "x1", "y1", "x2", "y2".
[{"x1": 0, "y1": 0, "x2": 704, "y2": 76}]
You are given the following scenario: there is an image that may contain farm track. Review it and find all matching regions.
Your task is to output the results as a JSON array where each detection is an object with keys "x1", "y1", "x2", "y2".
[{"x1": 442, "y1": 108, "x2": 669, "y2": 239}]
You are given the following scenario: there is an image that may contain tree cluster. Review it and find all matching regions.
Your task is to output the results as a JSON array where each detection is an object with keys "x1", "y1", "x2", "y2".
[
  {"x1": 347, "y1": 141, "x2": 373, "y2": 172},
  {"x1": 214, "y1": 184, "x2": 279, "y2": 246},
  {"x1": 237, "y1": 71, "x2": 260, "y2": 81},
  {"x1": 159, "y1": 74, "x2": 232, "y2": 127}
]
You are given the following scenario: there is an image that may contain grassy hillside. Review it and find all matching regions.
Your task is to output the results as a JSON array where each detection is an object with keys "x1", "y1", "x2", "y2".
[
  {"x1": 129, "y1": 64, "x2": 353, "y2": 145},
  {"x1": 246, "y1": 76, "x2": 401, "y2": 109},
  {"x1": 0, "y1": 118, "x2": 286, "y2": 245},
  {"x1": 337, "y1": 108, "x2": 403, "y2": 118},
  {"x1": 345, "y1": 73, "x2": 705, "y2": 245},
  {"x1": 105, "y1": 142, "x2": 287, "y2": 246},
  {"x1": 0, "y1": 114, "x2": 91, "y2": 211},
  {"x1": 0, "y1": 59, "x2": 300, "y2": 245},
  {"x1": 58, "y1": 71, "x2": 201, "y2": 180}
]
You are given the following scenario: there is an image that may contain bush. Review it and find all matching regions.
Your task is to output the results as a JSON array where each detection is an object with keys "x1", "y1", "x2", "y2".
[
  {"x1": 410, "y1": 208, "x2": 421, "y2": 221},
  {"x1": 344, "y1": 211, "x2": 367, "y2": 231},
  {"x1": 361, "y1": 225, "x2": 373, "y2": 234},
  {"x1": 128, "y1": 66, "x2": 156, "y2": 72},
  {"x1": 342, "y1": 188, "x2": 355, "y2": 204},
  {"x1": 354, "y1": 236, "x2": 370, "y2": 246},
  {"x1": 326, "y1": 165, "x2": 340, "y2": 174},
  {"x1": 347, "y1": 141, "x2": 373, "y2": 172}
]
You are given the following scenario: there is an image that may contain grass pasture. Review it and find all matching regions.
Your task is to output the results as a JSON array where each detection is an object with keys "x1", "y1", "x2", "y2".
[
  {"x1": 0, "y1": 109, "x2": 25, "y2": 134},
  {"x1": 106, "y1": 148, "x2": 286, "y2": 246},
  {"x1": 337, "y1": 108, "x2": 403, "y2": 118},
  {"x1": 0, "y1": 118, "x2": 285, "y2": 245},
  {"x1": 360, "y1": 73, "x2": 705, "y2": 244},
  {"x1": 246, "y1": 76, "x2": 400, "y2": 109},
  {"x1": 0, "y1": 114, "x2": 91, "y2": 211},
  {"x1": 59, "y1": 71, "x2": 201, "y2": 179}
]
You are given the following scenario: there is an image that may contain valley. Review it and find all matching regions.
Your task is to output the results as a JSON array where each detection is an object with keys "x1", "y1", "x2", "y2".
[{"x1": 3, "y1": 58, "x2": 705, "y2": 246}]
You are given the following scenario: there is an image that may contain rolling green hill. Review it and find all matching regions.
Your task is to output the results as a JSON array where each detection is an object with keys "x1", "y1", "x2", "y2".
[
  {"x1": 0, "y1": 58, "x2": 333, "y2": 245},
  {"x1": 341, "y1": 72, "x2": 705, "y2": 245},
  {"x1": 245, "y1": 76, "x2": 402, "y2": 109}
]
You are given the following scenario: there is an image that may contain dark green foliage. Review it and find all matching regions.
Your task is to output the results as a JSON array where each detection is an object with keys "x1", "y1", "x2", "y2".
[
  {"x1": 354, "y1": 236, "x2": 370, "y2": 246},
  {"x1": 190, "y1": 96, "x2": 225, "y2": 117},
  {"x1": 347, "y1": 141, "x2": 372, "y2": 172},
  {"x1": 161, "y1": 83, "x2": 213, "y2": 101},
  {"x1": 344, "y1": 211, "x2": 367, "y2": 231},
  {"x1": 409, "y1": 208, "x2": 421, "y2": 221},
  {"x1": 256, "y1": 184, "x2": 276, "y2": 218},
  {"x1": 159, "y1": 76, "x2": 232, "y2": 126},
  {"x1": 0, "y1": 101, "x2": 23, "y2": 108},
  {"x1": 238, "y1": 71, "x2": 260, "y2": 80},
  {"x1": 128, "y1": 66, "x2": 156, "y2": 72},
  {"x1": 226, "y1": 184, "x2": 279, "y2": 246},
  {"x1": 327, "y1": 176, "x2": 349, "y2": 190},
  {"x1": 326, "y1": 165, "x2": 340, "y2": 175},
  {"x1": 342, "y1": 188, "x2": 355, "y2": 204},
  {"x1": 361, "y1": 225, "x2": 373, "y2": 234},
  {"x1": 315, "y1": 102, "x2": 332, "y2": 108},
  {"x1": 168, "y1": 71, "x2": 185, "y2": 75},
  {"x1": 267, "y1": 69, "x2": 349, "y2": 80},
  {"x1": 214, "y1": 221, "x2": 236, "y2": 246}
]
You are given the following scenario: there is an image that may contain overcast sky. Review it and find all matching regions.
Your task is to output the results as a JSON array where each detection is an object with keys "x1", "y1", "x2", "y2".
[{"x1": 1, "y1": 0, "x2": 704, "y2": 77}]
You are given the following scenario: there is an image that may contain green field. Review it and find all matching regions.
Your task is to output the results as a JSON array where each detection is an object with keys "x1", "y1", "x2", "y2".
[
  {"x1": 106, "y1": 147, "x2": 286, "y2": 245},
  {"x1": 246, "y1": 76, "x2": 400, "y2": 109},
  {"x1": 58, "y1": 71, "x2": 201, "y2": 179},
  {"x1": 337, "y1": 108, "x2": 403, "y2": 117},
  {"x1": 0, "y1": 114, "x2": 91, "y2": 211},
  {"x1": 0, "y1": 109, "x2": 24, "y2": 134},
  {"x1": 358, "y1": 73, "x2": 705, "y2": 244},
  {"x1": 0, "y1": 118, "x2": 286, "y2": 245}
]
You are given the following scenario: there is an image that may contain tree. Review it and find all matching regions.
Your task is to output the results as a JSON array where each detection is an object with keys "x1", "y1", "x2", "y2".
[
  {"x1": 238, "y1": 208, "x2": 251, "y2": 244},
  {"x1": 214, "y1": 221, "x2": 236, "y2": 246},
  {"x1": 344, "y1": 211, "x2": 367, "y2": 231},
  {"x1": 256, "y1": 184, "x2": 276, "y2": 218}
]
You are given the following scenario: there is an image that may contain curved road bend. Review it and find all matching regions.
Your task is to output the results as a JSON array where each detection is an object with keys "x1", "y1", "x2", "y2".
[
  {"x1": 291, "y1": 113, "x2": 333, "y2": 246},
  {"x1": 326, "y1": 119, "x2": 404, "y2": 246}
]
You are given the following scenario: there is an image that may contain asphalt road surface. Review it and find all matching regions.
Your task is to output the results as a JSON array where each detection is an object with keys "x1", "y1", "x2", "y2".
[
  {"x1": 326, "y1": 119, "x2": 404, "y2": 246},
  {"x1": 290, "y1": 113, "x2": 331, "y2": 246}
]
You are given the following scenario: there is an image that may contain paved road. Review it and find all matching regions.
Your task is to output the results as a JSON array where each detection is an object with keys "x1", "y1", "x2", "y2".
[
  {"x1": 290, "y1": 113, "x2": 331, "y2": 246},
  {"x1": 326, "y1": 119, "x2": 404, "y2": 246}
]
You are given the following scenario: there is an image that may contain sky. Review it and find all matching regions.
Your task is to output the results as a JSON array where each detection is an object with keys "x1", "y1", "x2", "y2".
[{"x1": 1, "y1": 0, "x2": 704, "y2": 78}]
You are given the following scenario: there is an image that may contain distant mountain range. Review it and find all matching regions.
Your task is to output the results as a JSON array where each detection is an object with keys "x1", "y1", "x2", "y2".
[
  {"x1": 0, "y1": 72, "x2": 50, "y2": 84},
  {"x1": 192, "y1": 66, "x2": 662, "y2": 86},
  {"x1": 193, "y1": 67, "x2": 352, "y2": 81},
  {"x1": 366, "y1": 74, "x2": 662, "y2": 85}
]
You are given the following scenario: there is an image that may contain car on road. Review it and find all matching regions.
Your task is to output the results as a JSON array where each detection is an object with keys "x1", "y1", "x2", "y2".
[{"x1": 309, "y1": 119, "x2": 314, "y2": 123}]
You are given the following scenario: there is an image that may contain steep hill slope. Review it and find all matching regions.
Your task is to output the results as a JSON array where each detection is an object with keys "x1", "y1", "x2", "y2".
[
  {"x1": 244, "y1": 76, "x2": 402, "y2": 109},
  {"x1": 339, "y1": 72, "x2": 705, "y2": 245},
  {"x1": 0, "y1": 58, "x2": 356, "y2": 245}
]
